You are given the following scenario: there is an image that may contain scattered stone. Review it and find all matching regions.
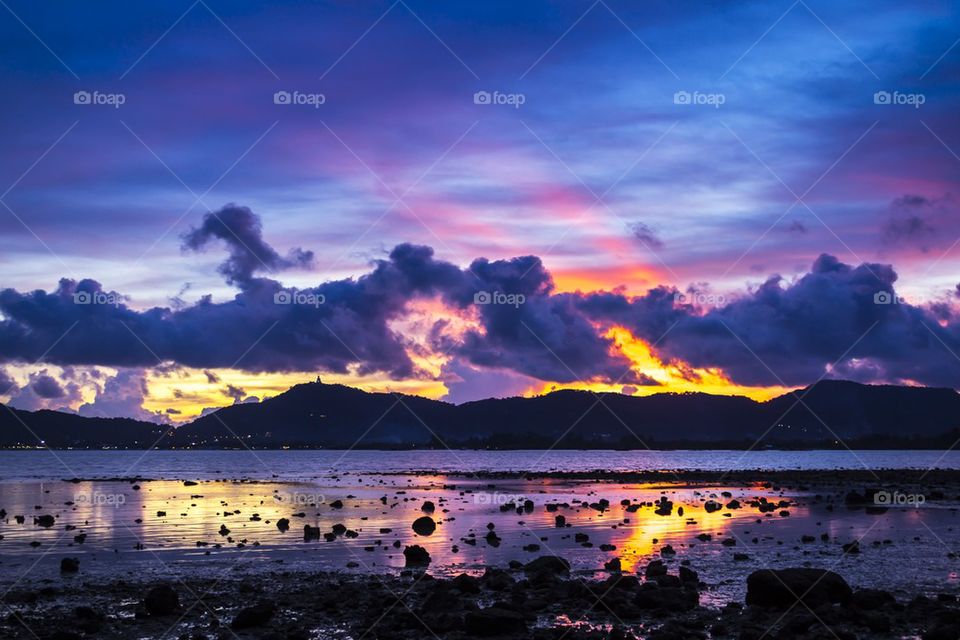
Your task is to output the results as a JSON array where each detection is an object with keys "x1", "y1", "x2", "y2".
[
  {"x1": 231, "y1": 600, "x2": 276, "y2": 629},
  {"x1": 144, "y1": 585, "x2": 179, "y2": 616},
  {"x1": 412, "y1": 516, "x2": 437, "y2": 536},
  {"x1": 403, "y1": 545, "x2": 431, "y2": 566},
  {"x1": 464, "y1": 607, "x2": 526, "y2": 636},
  {"x1": 746, "y1": 568, "x2": 852, "y2": 608},
  {"x1": 60, "y1": 558, "x2": 79, "y2": 573}
]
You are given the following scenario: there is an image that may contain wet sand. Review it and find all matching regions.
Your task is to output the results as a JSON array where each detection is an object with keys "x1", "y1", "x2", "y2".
[{"x1": 2, "y1": 469, "x2": 959, "y2": 638}]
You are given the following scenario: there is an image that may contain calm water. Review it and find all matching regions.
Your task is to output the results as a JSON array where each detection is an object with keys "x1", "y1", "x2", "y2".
[
  {"x1": 0, "y1": 449, "x2": 958, "y2": 481},
  {"x1": 0, "y1": 450, "x2": 957, "y2": 606}
]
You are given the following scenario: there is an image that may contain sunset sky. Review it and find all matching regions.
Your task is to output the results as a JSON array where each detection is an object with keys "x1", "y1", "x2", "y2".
[{"x1": 1, "y1": 1, "x2": 959, "y2": 422}]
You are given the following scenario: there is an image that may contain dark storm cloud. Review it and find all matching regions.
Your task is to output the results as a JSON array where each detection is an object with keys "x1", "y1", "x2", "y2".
[
  {"x1": 31, "y1": 374, "x2": 65, "y2": 399},
  {"x1": 0, "y1": 211, "x2": 634, "y2": 383},
  {"x1": 1, "y1": 209, "x2": 959, "y2": 389},
  {"x1": 579, "y1": 254, "x2": 960, "y2": 388},
  {"x1": 223, "y1": 384, "x2": 246, "y2": 403},
  {"x1": 181, "y1": 205, "x2": 314, "y2": 288}
]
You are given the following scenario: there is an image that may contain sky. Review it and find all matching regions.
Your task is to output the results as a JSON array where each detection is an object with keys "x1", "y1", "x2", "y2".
[{"x1": 0, "y1": 0, "x2": 959, "y2": 422}]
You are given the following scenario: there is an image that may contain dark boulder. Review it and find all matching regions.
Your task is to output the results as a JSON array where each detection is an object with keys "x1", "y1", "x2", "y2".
[
  {"x1": 60, "y1": 558, "x2": 79, "y2": 573},
  {"x1": 746, "y1": 568, "x2": 852, "y2": 608},
  {"x1": 523, "y1": 556, "x2": 570, "y2": 575},
  {"x1": 635, "y1": 583, "x2": 699, "y2": 611},
  {"x1": 464, "y1": 607, "x2": 526, "y2": 636},
  {"x1": 451, "y1": 573, "x2": 481, "y2": 594},
  {"x1": 231, "y1": 600, "x2": 276, "y2": 629},
  {"x1": 144, "y1": 585, "x2": 179, "y2": 616},
  {"x1": 850, "y1": 588, "x2": 896, "y2": 611},
  {"x1": 404, "y1": 545, "x2": 431, "y2": 566},
  {"x1": 412, "y1": 516, "x2": 437, "y2": 536}
]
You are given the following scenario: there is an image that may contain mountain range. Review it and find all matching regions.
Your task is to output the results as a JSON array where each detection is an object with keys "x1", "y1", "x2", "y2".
[{"x1": 2, "y1": 380, "x2": 959, "y2": 449}]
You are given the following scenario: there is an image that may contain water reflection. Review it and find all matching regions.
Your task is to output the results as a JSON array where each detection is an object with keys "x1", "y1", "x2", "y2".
[{"x1": 0, "y1": 475, "x2": 956, "y2": 604}]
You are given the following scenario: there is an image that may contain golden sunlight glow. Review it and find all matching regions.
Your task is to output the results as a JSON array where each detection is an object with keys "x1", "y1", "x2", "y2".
[
  {"x1": 551, "y1": 266, "x2": 664, "y2": 295},
  {"x1": 523, "y1": 326, "x2": 793, "y2": 401}
]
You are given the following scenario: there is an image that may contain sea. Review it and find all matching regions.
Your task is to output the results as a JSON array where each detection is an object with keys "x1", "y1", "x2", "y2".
[{"x1": 0, "y1": 449, "x2": 957, "y2": 606}]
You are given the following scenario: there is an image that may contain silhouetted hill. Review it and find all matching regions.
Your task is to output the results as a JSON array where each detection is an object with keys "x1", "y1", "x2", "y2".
[
  {"x1": 171, "y1": 383, "x2": 456, "y2": 448},
  {"x1": 4, "y1": 380, "x2": 960, "y2": 449},
  {"x1": 0, "y1": 405, "x2": 166, "y2": 448},
  {"x1": 168, "y1": 379, "x2": 960, "y2": 449}
]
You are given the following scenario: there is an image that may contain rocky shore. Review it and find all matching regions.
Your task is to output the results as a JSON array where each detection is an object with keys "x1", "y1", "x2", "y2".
[
  {"x1": 4, "y1": 558, "x2": 960, "y2": 639},
  {"x1": 3, "y1": 468, "x2": 960, "y2": 639}
]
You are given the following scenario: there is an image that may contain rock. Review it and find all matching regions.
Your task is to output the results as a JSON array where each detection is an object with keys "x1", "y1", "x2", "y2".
[
  {"x1": 403, "y1": 545, "x2": 431, "y2": 566},
  {"x1": 605, "y1": 558, "x2": 621, "y2": 571},
  {"x1": 60, "y1": 557, "x2": 79, "y2": 573},
  {"x1": 524, "y1": 555, "x2": 570, "y2": 575},
  {"x1": 482, "y1": 568, "x2": 516, "y2": 591},
  {"x1": 464, "y1": 607, "x2": 526, "y2": 636},
  {"x1": 421, "y1": 500, "x2": 435, "y2": 512},
  {"x1": 144, "y1": 585, "x2": 179, "y2": 616},
  {"x1": 925, "y1": 623, "x2": 960, "y2": 640},
  {"x1": 704, "y1": 500, "x2": 722, "y2": 513},
  {"x1": 745, "y1": 568, "x2": 852, "y2": 608},
  {"x1": 851, "y1": 588, "x2": 896, "y2": 611},
  {"x1": 654, "y1": 574, "x2": 682, "y2": 588},
  {"x1": 34, "y1": 515, "x2": 55, "y2": 527},
  {"x1": 842, "y1": 541, "x2": 860, "y2": 554},
  {"x1": 303, "y1": 525, "x2": 320, "y2": 540},
  {"x1": 231, "y1": 600, "x2": 276, "y2": 629},
  {"x1": 452, "y1": 573, "x2": 481, "y2": 593},
  {"x1": 635, "y1": 583, "x2": 699, "y2": 611},
  {"x1": 554, "y1": 515, "x2": 566, "y2": 527},
  {"x1": 654, "y1": 498, "x2": 673, "y2": 516},
  {"x1": 276, "y1": 518, "x2": 289, "y2": 531},
  {"x1": 329, "y1": 500, "x2": 344, "y2": 509},
  {"x1": 679, "y1": 566, "x2": 699, "y2": 585},
  {"x1": 644, "y1": 560, "x2": 667, "y2": 578},
  {"x1": 412, "y1": 516, "x2": 437, "y2": 536}
]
